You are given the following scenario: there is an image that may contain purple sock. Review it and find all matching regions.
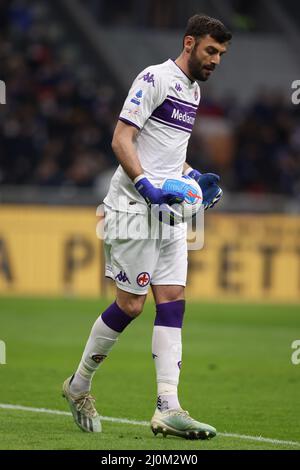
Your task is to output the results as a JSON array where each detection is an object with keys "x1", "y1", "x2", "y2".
[
  {"x1": 101, "y1": 302, "x2": 134, "y2": 333},
  {"x1": 154, "y1": 300, "x2": 185, "y2": 328}
]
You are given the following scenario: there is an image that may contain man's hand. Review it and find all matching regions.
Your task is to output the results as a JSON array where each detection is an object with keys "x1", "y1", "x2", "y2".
[
  {"x1": 186, "y1": 168, "x2": 202, "y2": 183},
  {"x1": 186, "y1": 168, "x2": 223, "y2": 210},
  {"x1": 197, "y1": 173, "x2": 223, "y2": 210},
  {"x1": 134, "y1": 176, "x2": 185, "y2": 206}
]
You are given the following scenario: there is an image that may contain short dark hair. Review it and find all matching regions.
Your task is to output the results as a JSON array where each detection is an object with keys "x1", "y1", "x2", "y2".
[{"x1": 184, "y1": 14, "x2": 232, "y2": 44}]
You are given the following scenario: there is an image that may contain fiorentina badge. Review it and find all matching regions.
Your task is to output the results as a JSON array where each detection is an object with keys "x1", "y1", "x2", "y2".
[
  {"x1": 137, "y1": 272, "x2": 150, "y2": 287},
  {"x1": 194, "y1": 89, "x2": 199, "y2": 101}
]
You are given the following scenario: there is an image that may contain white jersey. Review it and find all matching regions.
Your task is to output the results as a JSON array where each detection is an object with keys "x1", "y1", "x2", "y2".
[{"x1": 104, "y1": 59, "x2": 201, "y2": 213}]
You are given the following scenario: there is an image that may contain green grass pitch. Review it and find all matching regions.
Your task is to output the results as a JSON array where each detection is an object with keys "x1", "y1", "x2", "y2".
[{"x1": 0, "y1": 297, "x2": 299, "y2": 450}]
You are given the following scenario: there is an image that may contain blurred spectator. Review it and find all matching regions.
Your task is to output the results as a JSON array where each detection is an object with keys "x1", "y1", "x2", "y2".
[
  {"x1": 0, "y1": 0, "x2": 119, "y2": 188},
  {"x1": 0, "y1": 0, "x2": 299, "y2": 197},
  {"x1": 232, "y1": 92, "x2": 300, "y2": 195}
]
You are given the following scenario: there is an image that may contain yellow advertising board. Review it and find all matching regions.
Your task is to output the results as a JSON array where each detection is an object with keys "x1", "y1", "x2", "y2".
[
  {"x1": 187, "y1": 214, "x2": 300, "y2": 303},
  {"x1": 0, "y1": 206, "x2": 103, "y2": 297},
  {"x1": 0, "y1": 206, "x2": 299, "y2": 302}
]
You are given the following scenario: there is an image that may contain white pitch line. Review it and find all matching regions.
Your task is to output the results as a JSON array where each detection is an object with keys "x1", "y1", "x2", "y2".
[
  {"x1": 0, "y1": 403, "x2": 299, "y2": 448},
  {"x1": 218, "y1": 432, "x2": 300, "y2": 447}
]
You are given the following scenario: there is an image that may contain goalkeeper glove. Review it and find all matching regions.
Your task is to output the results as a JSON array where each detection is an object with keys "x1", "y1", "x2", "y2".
[
  {"x1": 134, "y1": 175, "x2": 185, "y2": 207},
  {"x1": 185, "y1": 168, "x2": 223, "y2": 210},
  {"x1": 185, "y1": 168, "x2": 202, "y2": 183}
]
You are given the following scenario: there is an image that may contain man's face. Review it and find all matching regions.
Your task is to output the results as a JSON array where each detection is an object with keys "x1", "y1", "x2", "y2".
[{"x1": 187, "y1": 35, "x2": 228, "y2": 81}]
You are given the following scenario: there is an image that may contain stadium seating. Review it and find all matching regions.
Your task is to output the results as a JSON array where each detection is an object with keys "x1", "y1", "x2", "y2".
[{"x1": 0, "y1": 0, "x2": 299, "y2": 198}]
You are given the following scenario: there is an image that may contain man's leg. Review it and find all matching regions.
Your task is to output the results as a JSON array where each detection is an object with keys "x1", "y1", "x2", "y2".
[
  {"x1": 70, "y1": 288, "x2": 146, "y2": 394},
  {"x1": 151, "y1": 285, "x2": 185, "y2": 412},
  {"x1": 150, "y1": 285, "x2": 216, "y2": 440},
  {"x1": 63, "y1": 288, "x2": 146, "y2": 433}
]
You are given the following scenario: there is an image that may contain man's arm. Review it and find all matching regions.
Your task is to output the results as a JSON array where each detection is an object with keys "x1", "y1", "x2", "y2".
[
  {"x1": 111, "y1": 120, "x2": 143, "y2": 181},
  {"x1": 111, "y1": 120, "x2": 185, "y2": 206}
]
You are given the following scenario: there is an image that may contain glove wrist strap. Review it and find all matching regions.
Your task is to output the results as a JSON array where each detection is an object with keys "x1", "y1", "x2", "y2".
[
  {"x1": 184, "y1": 167, "x2": 193, "y2": 176},
  {"x1": 133, "y1": 174, "x2": 146, "y2": 185}
]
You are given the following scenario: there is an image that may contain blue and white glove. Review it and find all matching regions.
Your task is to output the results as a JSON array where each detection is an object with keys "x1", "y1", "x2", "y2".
[
  {"x1": 185, "y1": 168, "x2": 223, "y2": 210},
  {"x1": 134, "y1": 175, "x2": 185, "y2": 207},
  {"x1": 186, "y1": 168, "x2": 202, "y2": 183}
]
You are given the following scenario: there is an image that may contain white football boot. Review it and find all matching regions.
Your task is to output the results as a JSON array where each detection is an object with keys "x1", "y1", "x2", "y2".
[
  {"x1": 62, "y1": 376, "x2": 101, "y2": 433},
  {"x1": 151, "y1": 408, "x2": 216, "y2": 440}
]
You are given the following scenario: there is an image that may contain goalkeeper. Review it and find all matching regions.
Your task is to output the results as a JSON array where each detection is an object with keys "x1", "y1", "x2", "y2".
[{"x1": 63, "y1": 14, "x2": 231, "y2": 439}]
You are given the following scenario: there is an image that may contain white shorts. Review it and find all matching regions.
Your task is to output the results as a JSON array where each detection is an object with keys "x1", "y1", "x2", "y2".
[{"x1": 104, "y1": 205, "x2": 188, "y2": 295}]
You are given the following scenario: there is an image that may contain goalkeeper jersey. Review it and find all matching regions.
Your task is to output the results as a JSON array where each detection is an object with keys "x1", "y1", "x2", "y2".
[{"x1": 104, "y1": 59, "x2": 201, "y2": 213}]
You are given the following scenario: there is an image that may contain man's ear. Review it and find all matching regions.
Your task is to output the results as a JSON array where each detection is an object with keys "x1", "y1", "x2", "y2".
[{"x1": 184, "y1": 35, "x2": 195, "y2": 53}]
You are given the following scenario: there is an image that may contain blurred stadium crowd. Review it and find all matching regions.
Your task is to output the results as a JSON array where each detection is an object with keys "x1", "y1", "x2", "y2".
[
  {"x1": 81, "y1": 0, "x2": 263, "y2": 32},
  {"x1": 0, "y1": 0, "x2": 299, "y2": 196}
]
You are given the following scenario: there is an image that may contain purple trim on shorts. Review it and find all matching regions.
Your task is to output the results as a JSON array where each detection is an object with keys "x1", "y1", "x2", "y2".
[
  {"x1": 154, "y1": 300, "x2": 185, "y2": 329},
  {"x1": 101, "y1": 302, "x2": 133, "y2": 333},
  {"x1": 119, "y1": 118, "x2": 141, "y2": 131}
]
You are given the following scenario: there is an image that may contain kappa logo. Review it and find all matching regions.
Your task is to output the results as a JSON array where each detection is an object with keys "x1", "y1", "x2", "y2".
[
  {"x1": 137, "y1": 272, "x2": 150, "y2": 287},
  {"x1": 115, "y1": 271, "x2": 131, "y2": 284},
  {"x1": 139, "y1": 72, "x2": 155, "y2": 87},
  {"x1": 175, "y1": 83, "x2": 183, "y2": 93}
]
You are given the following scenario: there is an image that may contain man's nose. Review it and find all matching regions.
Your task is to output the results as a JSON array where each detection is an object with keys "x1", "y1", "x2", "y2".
[{"x1": 212, "y1": 54, "x2": 221, "y2": 66}]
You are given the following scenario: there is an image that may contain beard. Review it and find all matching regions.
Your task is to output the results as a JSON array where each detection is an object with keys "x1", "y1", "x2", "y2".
[{"x1": 188, "y1": 48, "x2": 214, "y2": 82}]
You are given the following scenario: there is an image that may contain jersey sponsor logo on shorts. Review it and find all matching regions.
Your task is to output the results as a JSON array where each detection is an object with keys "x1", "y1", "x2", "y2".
[
  {"x1": 136, "y1": 272, "x2": 150, "y2": 287},
  {"x1": 139, "y1": 72, "x2": 155, "y2": 87},
  {"x1": 115, "y1": 271, "x2": 131, "y2": 284}
]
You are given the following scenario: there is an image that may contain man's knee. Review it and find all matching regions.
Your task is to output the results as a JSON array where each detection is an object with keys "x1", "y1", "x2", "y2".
[
  {"x1": 116, "y1": 290, "x2": 146, "y2": 318},
  {"x1": 152, "y1": 285, "x2": 185, "y2": 305}
]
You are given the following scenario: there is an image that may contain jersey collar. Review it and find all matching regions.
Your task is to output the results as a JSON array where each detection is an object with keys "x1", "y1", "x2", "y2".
[{"x1": 169, "y1": 59, "x2": 195, "y2": 85}]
